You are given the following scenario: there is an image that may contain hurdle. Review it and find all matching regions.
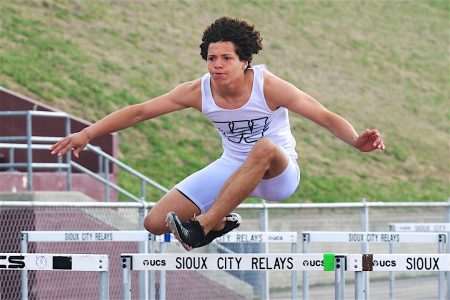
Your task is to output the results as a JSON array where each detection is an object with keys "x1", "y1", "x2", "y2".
[
  {"x1": 302, "y1": 231, "x2": 448, "y2": 300},
  {"x1": 151, "y1": 231, "x2": 298, "y2": 300},
  {"x1": 390, "y1": 222, "x2": 450, "y2": 233},
  {"x1": 389, "y1": 223, "x2": 450, "y2": 300},
  {"x1": 0, "y1": 253, "x2": 109, "y2": 300},
  {"x1": 348, "y1": 253, "x2": 450, "y2": 299},
  {"x1": 21, "y1": 230, "x2": 152, "y2": 300},
  {"x1": 121, "y1": 253, "x2": 346, "y2": 300}
]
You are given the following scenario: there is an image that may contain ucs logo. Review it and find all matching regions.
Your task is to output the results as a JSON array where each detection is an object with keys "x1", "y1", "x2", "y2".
[
  {"x1": 143, "y1": 259, "x2": 166, "y2": 267},
  {"x1": 373, "y1": 260, "x2": 397, "y2": 267},
  {"x1": 0, "y1": 255, "x2": 25, "y2": 269},
  {"x1": 302, "y1": 260, "x2": 324, "y2": 267}
]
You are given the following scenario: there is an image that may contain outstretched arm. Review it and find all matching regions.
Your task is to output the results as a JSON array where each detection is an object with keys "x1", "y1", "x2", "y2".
[
  {"x1": 50, "y1": 80, "x2": 201, "y2": 158},
  {"x1": 264, "y1": 71, "x2": 385, "y2": 152}
]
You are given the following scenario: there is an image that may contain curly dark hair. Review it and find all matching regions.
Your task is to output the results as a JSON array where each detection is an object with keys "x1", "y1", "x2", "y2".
[{"x1": 200, "y1": 16, "x2": 263, "y2": 68}]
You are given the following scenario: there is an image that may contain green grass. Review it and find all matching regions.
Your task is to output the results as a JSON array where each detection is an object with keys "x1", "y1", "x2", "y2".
[{"x1": 0, "y1": 0, "x2": 448, "y2": 203}]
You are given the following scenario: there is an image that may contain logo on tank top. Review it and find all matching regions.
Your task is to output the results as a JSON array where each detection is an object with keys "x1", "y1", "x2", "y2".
[{"x1": 213, "y1": 117, "x2": 270, "y2": 144}]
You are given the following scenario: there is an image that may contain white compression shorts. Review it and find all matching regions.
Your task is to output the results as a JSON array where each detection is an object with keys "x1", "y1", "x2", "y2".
[{"x1": 175, "y1": 156, "x2": 301, "y2": 214}]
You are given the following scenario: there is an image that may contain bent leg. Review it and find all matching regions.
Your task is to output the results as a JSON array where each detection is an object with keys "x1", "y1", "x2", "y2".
[
  {"x1": 196, "y1": 138, "x2": 289, "y2": 233},
  {"x1": 144, "y1": 188, "x2": 201, "y2": 235}
]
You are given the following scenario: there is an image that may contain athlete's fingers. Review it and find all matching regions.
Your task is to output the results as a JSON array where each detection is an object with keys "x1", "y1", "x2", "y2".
[
  {"x1": 50, "y1": 139, "x2": 69, "y2": 155},
  {"x1": 73, "y1": 145, "x2": 86, "y2": 159},
  {"x1": 58, "y1": 143, "x2": 75, "y2": 156},
  {"x1": 372, "y1": 136, "x2": 382, "y2": 147}
]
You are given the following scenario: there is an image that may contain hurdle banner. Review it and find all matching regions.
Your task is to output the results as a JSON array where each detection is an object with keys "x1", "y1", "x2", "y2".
[
  {"x1": 151, "y1": 231, "x2": 299, "y2": 300},
  {"x1": 348, "y1": 254, "x2": 450, "y2": 272},
  {"x1": 388, "y1": 223, "x2": 450, "y2": 300},
  {"x1": 1, "y1": 253, "x2": 109, "y2": 300},
  {"x1": 121, "y1": 253, "x2": 337, "y2": 271},
  {"x1": 348, "y1": 254, "x2": 450, "y2": 300},
  {"x1": 21, "y1": 230, "x2": 152, "y2": 242},
  {"x1": 389, "y1": 223, "x2": 450, "y2": 233},
  {"x1": 0, "y1": 253, "x2": 108, "y2": 271},
  {"x1": 150, "y1": 231, "x2": 298, "y2": 243},
  {"x1": 21, "y1": 231, "x2": 149, "y2": 300},
  {"x1": 120, "y1": 253, "x2": 347, "y2": 300},
  {"x1": 302, "y1": 231, "x2": 448, "y2": 300},
  {"x1": 303, "y1": 231, "x2": 447, "y2": 244}
]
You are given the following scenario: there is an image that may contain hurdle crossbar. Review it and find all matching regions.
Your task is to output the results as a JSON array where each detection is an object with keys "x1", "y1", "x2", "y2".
[
  {"x1": 153, "y1": 231, "x2": 298, "y2": 300},
  {"x1": 21, "y1": 231, "x2": 150, "y2": 300},
  {"x1": 388, "y1": 223, "x2": 450, "y2": 300},
  {"x1": 120, "y1": 253, "x2": 346, "y2": 300},
  {"x1": 22, "y1": 230, "x2": 152, "y2": 242},
  {"x1": 389, "y1": 223, "x2": 450, "y2": 232},
  {"x1": 0, "y1": 253, "x2": 109, "y2": 300},
  {"x1": 151, "y1": 231, "x2": 297, "y2": 244},
  {"x1": 303, "y1": 231, "x2": 447, "y2": 244},
  {"x1": 302, "y1": 231, "x2": 448, "y2": 300},
  {"x1": 348, "y1": 253, "x2": 450, "y2": 300}
]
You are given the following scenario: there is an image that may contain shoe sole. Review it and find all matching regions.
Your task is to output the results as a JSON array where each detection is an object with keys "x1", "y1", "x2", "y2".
[
  {"x1": 166, "y1": 213, "x2": 193, "y2": 251},
  {"x1": 226, "y1": 213, "x2": 242, "y2": 224}
]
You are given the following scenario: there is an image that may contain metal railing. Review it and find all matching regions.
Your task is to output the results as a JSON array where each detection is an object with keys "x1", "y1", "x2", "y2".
[{"x1": 0, "y1": 111, "x2": 169, "y2": 202}]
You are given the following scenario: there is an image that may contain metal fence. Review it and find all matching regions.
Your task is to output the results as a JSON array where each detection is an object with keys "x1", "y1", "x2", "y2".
[
  {"x1": 0, "y1": 110, "x2": 169, "y2": 202},
  {"x1": 1, "y1": 199, "x2": 449, "y2": 299}
]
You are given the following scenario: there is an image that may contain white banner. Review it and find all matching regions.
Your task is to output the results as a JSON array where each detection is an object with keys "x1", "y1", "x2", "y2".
[
  {"x1": 125, "y1": 253, "x2": 326, "y2": 271},
  {"x1": 215, "y1": 231, "x2": 297, "y2": 243},
  {"x1": 348, "y1": 254, "x2": 450, "y2": 272},
  {"x1": 390, "y1": 223, "x2": 450, "y2": 232},
  {"x1": 24, "y1": 231, "x2": 297, "y2": 244},
  {"x1": 151, "y1": 231, "x2": 297, "y2": 243},
  {"x1": 304, "y1": 231, "x2": 446, "y2": 244},
  {"x1": 0, "y1": 253, "x2": 109, "y2": 271},
  {"x1": 24, "y1": 231, "x2": 150, "y2": 242}
]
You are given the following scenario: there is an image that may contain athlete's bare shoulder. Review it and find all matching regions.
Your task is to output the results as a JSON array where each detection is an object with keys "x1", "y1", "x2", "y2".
[
  {"x1": 261, "y1": 68, "x2": 297, "y2": 109},
  {"x1": 170, "y1": 78, "x2": 202, "y2": 111}
]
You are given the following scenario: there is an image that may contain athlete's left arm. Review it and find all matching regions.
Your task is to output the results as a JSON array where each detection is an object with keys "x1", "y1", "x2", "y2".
[{"x1": 263, "y1": 71, "x2": 385, "y2": 152}]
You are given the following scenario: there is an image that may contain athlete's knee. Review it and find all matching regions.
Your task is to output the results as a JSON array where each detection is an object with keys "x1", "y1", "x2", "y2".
[
  {"x1": 144, "y1": 211, "x2": 167, "y2": 235},
  {"x1": 251, "y1": 138, "x2": 280, "y2": 161}
]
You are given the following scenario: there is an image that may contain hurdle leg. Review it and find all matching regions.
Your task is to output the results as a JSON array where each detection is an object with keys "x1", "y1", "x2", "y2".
[
  {"x1": 334, "y1": 255, "x2": 346, "y2": 300},
  {"x1": 389, "y1": 241, "x2": 395, "y2": 300},
  {"x1": 100, "y1": 270, "x2": 110, "y2": 300},
  {"x1": 302, "y1": 233, "x2": 310, "y2": 300},
  {"x1": 355, "y1": 271, "x2": 364, "y2": 300},
  {"x1": 438, "y1": 234, "x2": 446, "y2": 300},
  {"x1": 121, "y1": 256, "x2": 132, "y2": 300},
  {"x1": 20, "y1": 233, "x2": 29, "y2": 300},
  {"x1": 360, "y1": 199, "x2": 370, "y2": 300},
  {"x1": 291, "y1": 241, "x2": 298, "y2": 300},
  {"x1": 159, "y1": 242, "x2": 167, "y2": 300},
  {"x1": 148, "y1": 236, "x2": 156, "y2": 300},
  {"x1": 259, "y1": 204, "x2": 269, "y2": 300}
]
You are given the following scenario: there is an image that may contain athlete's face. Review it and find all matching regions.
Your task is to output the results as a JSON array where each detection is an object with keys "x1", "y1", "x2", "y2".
[{"x1": 207, "y1": 41, "x2": 248, "y2": 84}]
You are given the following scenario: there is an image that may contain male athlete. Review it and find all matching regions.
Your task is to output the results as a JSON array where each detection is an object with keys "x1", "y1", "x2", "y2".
[{"x1": 50, "y1": 17, "x2": 385, "y2": 251}]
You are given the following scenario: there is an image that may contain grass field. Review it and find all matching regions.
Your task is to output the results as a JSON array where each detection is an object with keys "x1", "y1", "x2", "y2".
[{"x1": 0, "y1": 0, "x2": 448, "y2": 202}]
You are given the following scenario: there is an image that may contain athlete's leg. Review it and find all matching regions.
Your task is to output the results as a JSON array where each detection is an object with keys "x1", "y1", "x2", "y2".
[
  {"x1": 144, "y1": 189, "x2": 201, "y2": 235},
  {"x1": 196, "y1": 137, "x2": 289, "y2": 233},
  {"x1": 144, "y1": 186, "x2": 236, "y2": 235}
]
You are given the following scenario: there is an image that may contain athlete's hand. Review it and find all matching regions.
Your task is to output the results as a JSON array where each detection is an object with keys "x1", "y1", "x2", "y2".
[
  {"x1": 49, "y1": 130, "x2": 90, "y2": 159},
  {"x1": 354, "y1": 129, "x2": 385, "y2": 152}
]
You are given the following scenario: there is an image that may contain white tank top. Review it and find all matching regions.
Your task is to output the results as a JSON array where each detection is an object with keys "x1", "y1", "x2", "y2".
[{"x1": 201, "y1": 64, "x2": 298, "y2": 162}]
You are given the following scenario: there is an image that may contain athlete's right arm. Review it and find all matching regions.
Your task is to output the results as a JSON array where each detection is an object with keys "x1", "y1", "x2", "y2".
[{"x1": 50, "y1": 80, "x2": 202, "y2": 158}]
